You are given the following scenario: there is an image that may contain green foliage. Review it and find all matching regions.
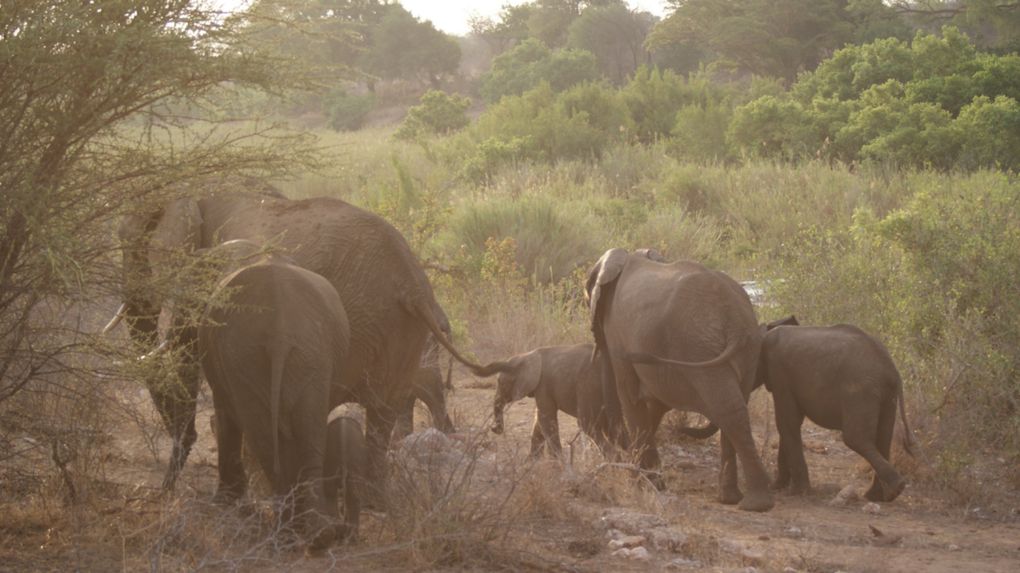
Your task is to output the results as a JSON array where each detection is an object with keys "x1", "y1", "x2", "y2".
[
  {"x1": 955, "y1": 96, "x2": 1020, "y2": 170},
  {"x1": 362, "y1": 3, "x2": 460, "y2": 86},
  {"x1": 440, "y1": 196, "x2": 606, "y2": 283},
  {"x1": 479, "y1": 38, "x2": 601, "y2": 103},
  {"x1": 567, "y1": 2, "x2": 651, "y2": 84},
  {"x1": 728, "y1": 96, "x2": 819, "y2": 160},
  {"x1": 467, "y1": 82, "x2": 628, "y2": 163},
  {"x1": 396, "y1": 90, "x2": 471, "y2": 140},
  {"x1": 325, "y1": 89, "x2": 375, "y2": 131}
]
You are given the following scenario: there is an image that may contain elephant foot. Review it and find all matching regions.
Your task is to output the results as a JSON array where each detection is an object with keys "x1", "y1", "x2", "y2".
[
  {"x1": 737, "y1": 490, "x2": 775, "y2": 512},
  {"x1": 866, "y1": 476, "x2": 906, "y2": 502},
  {"x1": 719, "y1": 487, "x2": 743, "y2": 505},
  {"x1": 769, "y1": 478, "x2": 789, "y2": 492}
]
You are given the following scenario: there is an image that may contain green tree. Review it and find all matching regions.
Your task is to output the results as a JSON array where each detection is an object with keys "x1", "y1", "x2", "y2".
[
  {"x1": 396, "y1": 90, "x2": 472, "y2": 140},
  {"x1": 651, "y1": 0, "x2": 907, "y2": 82},
  {"x1": 363, "y1": 4, "x2": 461, "y2": 88},
  {"x1": 479, "y1": 38, "x2": 600, "y2": 103},
  {"x1": 567, "y1": 2, "x2": 653, "y2": 84},
  {"x1": 0, "y1": 0, "x2": 314, "y2": 480}
]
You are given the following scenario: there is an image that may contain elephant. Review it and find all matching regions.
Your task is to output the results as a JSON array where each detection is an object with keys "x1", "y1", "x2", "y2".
[
  {"x1": 392, "y1": 333, "x2": 455, "y2": 440},
  {"x1": 478, "y1": 342, "x2": 620, "y2": 459},
  {"x1": 757, "y1": 316, "x2": 914, "y2": 502},
  {"x1": 198, "y1": 244, "x2": 349, "y2": 550},
  {"x1": 587, "y1": 248, "x2": 774, "y2": 512},
  {"x1": 109, "y1": 186, "x2": 486, "y2": 499},
  {"x1": 324, "y1": 413, "x2": 366, "y2": 543}
]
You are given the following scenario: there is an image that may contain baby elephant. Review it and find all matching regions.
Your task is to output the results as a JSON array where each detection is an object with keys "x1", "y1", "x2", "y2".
[
  {"x1": 761, "y1": 316, "x2": 913, "y2": 502},
  {"x1": 324, "y1": 414, "x2": 365, "y2": 543},
  {"x1": 477, "y1": 343, "x2": 616, "y2": 458}
]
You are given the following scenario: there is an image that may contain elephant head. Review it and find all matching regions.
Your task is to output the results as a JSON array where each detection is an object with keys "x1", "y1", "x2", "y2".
[{"x1": 475, "y1": 352, "x2": 542, "y2": 435}]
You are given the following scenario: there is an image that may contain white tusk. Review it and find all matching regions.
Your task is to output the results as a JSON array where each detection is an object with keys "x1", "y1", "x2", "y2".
[
  {"x1": 138, "y1": 339, "x2": 170, "y2": 361},
  {"x1": 102, "y1": 303, "x2": 128, "y2": 334}
]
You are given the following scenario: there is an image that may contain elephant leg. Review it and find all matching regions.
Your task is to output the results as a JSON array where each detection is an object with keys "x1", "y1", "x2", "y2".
[
  {"x1": 773, "y1": 392, "x2": 808, "y2": 494},
  {"x1": 842, "y1": 398, "x2": 901, "y2": 503},
  {"x1": 529, "y1": 412, "x2": 547, "y2": 458},
  {"x1": 363, "y1": 403, "x2": 396, "y2": 509},
  {"x1": 342, "y1": 466, "x2": 360, "y2": 543},
  {"x1": 285, "y1": 389, "x2": 334, "y2": 551},
  {"x1": 537, "y1": 407, "x2": 562, "y2": 459},
  {"x1": 154, "y1": 325, "x2": 201, "y2": 491},
  {"x1": 211, "y1": 405, "x2": 246, "y2": 503},
  {"x1": 695, "y1": 377, "x2": 773, "y2": 511},
  {"x1": 391, "y1": 395, "x2": 415, "y2": 442},
  {"x1": 861, "y1": 397, "x2": 905, "y2": 502}
]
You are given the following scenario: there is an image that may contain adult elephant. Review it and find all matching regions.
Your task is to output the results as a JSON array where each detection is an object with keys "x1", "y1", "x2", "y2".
[
  {"x1": 585, "y1": 248, "x2": 773, "y2": 512},
  {"x1": 109, "y1": 186, "x2": 484, "y2": 496}
]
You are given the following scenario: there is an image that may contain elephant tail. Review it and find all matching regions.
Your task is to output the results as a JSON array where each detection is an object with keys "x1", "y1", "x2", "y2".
[
  {"x1": 407, "y1": 298, "x2": 489, "y2": 374},
  {"x1": 472, "y1": 360, "x2": 512, "y2": 377},
  {"x1": 897, "y1": 376, "x2": 914, "y2": 457},
  {"x1": 626, "y1": 334, "x2": 746, "y2": 369},
  {"x1": 680, "y1": 422, "x2": 719, "y2": 439},
  {"x1": 269, "y1": 343, "x2": 289, "y2": 481}
]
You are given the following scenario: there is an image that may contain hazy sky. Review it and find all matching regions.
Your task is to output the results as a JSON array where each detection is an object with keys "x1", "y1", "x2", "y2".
[{"x1": 402, "y1": 1, "x2": 669, "y2": 36}]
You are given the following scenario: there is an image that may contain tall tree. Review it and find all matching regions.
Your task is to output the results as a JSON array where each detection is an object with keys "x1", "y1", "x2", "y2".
[
  {"x1": 362, "y1": 4, "x2": 461, "y2": 88},
  {"x1": 568, "y1": 2, "x2": 654, "y2": 84}
]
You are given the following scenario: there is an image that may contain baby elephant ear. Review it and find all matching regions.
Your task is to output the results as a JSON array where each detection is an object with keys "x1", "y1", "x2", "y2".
[
  {"x1": 766, "y1": 315, "x2": 799, "y2": 330},
  {"x1": 512, "y1": 351, "x2": 543, "y2": 402},
  {"x1": 634, "y1": 247, "x2": 665, "y2": 262},
  {"x1": 586, "y1": 248, "x2": 630, "y2": 328}
]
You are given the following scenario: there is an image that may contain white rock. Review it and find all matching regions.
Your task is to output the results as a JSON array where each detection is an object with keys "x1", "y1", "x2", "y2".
[
  {"x1": 666, "y1": 558, "x2": 704, "y2": 570},
  {"x1": 611, "y1": 547, "x2": 650, "y2": 560},
  {"x1": 784, "y1": 526, "x2": 804, "y2": 539},
  {"x1": 948, "y1": 543, "x2": 961, "y2": 551},
  {"x1": 862, "y1": 502, "x2": 881, "y2": 514},
  {"x1": 608, "y1": 535, "x2": 646, "y2": 549},
  {"x1": 648, "y1": 527, "x2": 689, "y2": 553}
]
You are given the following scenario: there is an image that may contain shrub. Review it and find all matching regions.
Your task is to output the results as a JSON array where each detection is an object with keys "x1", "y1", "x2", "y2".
[
  {"x1": 479, "y1": 38, "x2": 600, "y2": 103},
  {"x1": 728, "y1": 95, "x2": 818, "y2": 160},
  {"x1": 395, "y1": 90, "x2": 471, "y2": 140},
  {"x1": 324, "y1": 89, "x2": 375, "y2": 131}
]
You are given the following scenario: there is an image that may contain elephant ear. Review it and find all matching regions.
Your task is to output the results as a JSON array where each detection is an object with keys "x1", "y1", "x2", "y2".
[
  {"x1": 766, "y1": 315, "x2": 799, "y2": 330},
  {"x1": 633, "y1": 247, "x2": 665, "y2": 262},
  {"x1": 511, "y1": 352, "x2": 543, "y2": 402},
  {"x1": 150, "y1": 197, "x2": 203, "y2": 269},
  {"x1": 585, "y1": 248, "x2": 630, "y2": 331}
]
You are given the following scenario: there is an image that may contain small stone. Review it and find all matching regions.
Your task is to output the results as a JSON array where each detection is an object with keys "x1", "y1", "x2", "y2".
[
  {"x1": 608, "y1": 535, "x2": 646, "y2": 550},
  {"x1": 606, "y1": 528, "x2": 624, "y2": 541},
  {"x1": 948, "y1": 544, "x2": 961, "y2": 551},
  {"x1": 785, "y1": 526, "x2": 804, "y2": 539},
  {"x1": 862, "y1": 502, "x2": 881, "y2": 514},
  {"x1": 666, "y1": 558, "x2": 704, "y2": 570},
  {"x1": 783, "y1": 567, "x2": 799, "y2": 573},
  {"x1": 721, "y1": 539, "x2": 765, "y2": 565},
  {"x1": 648, "y1": 527, "x2": 689, "y2": 553},
  {"x1": 830, "y1": 485, "x2": 859, "y2": 506},
  {"x1": 611, "y1": 546, "x2": 651, "y2": 561}
]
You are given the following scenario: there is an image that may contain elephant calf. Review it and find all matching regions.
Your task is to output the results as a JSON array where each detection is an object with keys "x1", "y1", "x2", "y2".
[
  {"x1": 760, "y1": 317, "x2": 913, "y2": 502},
  {"x1": 324, "y1": 414, "x2": 365, "y2": 543},
  {"x1": 198, "y1": 245, "x2": 350, "y2": 550},
  {"x1": 478, "y1": 343, "x2": 617, "y2": 458}
]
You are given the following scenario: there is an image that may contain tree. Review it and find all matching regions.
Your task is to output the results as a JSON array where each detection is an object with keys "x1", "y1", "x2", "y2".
[
  {"x1": 651, "y1": 0, "x2": 908, "y2": 82},
  {"x1": 567, "y1": 2, "x2": 654, "y2": 84},
  {"x1": 362, "y1": 4, "x2": 461, "y2": 88},
  {"x1": 0, "y1": 0, "x2": 315, "y2": 492},
  {"x1": 480, "y1": 38, "x2": 600, "y2": 102},
  {"x1": 890, "y1": 1, "x2": 1020, "y2": 51}
]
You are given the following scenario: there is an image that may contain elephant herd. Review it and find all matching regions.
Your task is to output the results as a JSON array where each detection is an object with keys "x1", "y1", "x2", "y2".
[{"x1": 104, "y1": 187, "x2": 912, "y2": 550}]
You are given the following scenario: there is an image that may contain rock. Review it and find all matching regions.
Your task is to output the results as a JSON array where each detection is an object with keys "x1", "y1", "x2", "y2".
[
  {"x1": 784, "y1": 526, "x2": 804, "y2": 539},
  {"x1": 648, "y1": 526, "x2": 689, "y2": 553},
  {"x1": 611, "y1": 546, "x2": 651, "y2": 561},
  {"x1": 720, "y1": 539, "x2": 765, "y2": 566},
  {"x1": 608, "y1": 535, "x2": 646, "y2": 550},
  {"x1": 829, "y1": 485, "x2": 859, "y2": 506},
  {"x1": 948, "y1": 544, "x2": 961, "y2": 551},
  {"x1": 862, "y1": 502, "x2": 881, "y2": 514},
  {"x1": 783, "y1": 567, "x2": 799, "y2": 573},
  {"x1": 606, "y1": 528, "x2": 624, "y2": 541},
  {"x1": 666, "y1": 558, "x2": 704, "y2": 570},
  {"x1": 599, "y1": 508, "x2": 667, "y2": 533}
]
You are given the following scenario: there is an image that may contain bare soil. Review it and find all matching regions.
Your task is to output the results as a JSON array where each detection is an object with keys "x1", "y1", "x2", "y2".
[{"x1": 3, "y1": 370, "x2": 1019, "y2": 572}]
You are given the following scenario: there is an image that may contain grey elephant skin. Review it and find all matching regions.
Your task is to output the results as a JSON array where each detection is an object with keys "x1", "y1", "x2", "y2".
[
  {"x1": 479, "y1": 342, "x2": 619, "y2": 458},
  {"x1": 114, "y1": 189, "x2": 484, "y2": 495},
  {"x1": 587, "y1": 248, "x2": 773, "y2": 512},
  {"x1": 199, "y1": 251, "x2": 350, "y2": 550},
  {"x1": 324, "y1": 415, "x2": 365, "y2": 543},
  {"x1": 759, "y1": 317, "x2": 913, "y2": 502},
  {"x1": 393, "y1": 333, "x2": 456, "y2": 440}
]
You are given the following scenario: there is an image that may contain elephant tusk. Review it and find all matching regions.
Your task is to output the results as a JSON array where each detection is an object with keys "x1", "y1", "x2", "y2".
[
  {"x1": 101, "y1": 303, "x2": 127, "y2": 334},
  {"x1": 137, "y1": 339, "x2": 170, "y2": 361}
]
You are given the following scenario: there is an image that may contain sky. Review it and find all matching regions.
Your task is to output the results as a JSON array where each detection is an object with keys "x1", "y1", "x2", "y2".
[{"x1": 401, "y1": 1, "x2": 669, "y2": 36}]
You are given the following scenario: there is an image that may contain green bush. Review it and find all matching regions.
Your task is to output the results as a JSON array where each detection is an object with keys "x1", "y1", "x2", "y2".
[
  {"x1": 479, "y1": 38, "x2": 600, "y2": 103},
  {"x1": 324, "y1": 89, "x2": 375, "y2": 131},
  {"x1": 395, "y1": 90, "x2": 471, "y2": 140},
  {"x1": 728, "y1": 95, "x2": 819, "y2": 160},
  {"x1": 954, "y1": 96, "x2": 1020, "y2": 171}
]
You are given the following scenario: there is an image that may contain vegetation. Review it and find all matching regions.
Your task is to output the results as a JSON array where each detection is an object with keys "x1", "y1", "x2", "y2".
[{"x1": 3, "y1": 0, "x2": 1020, "y2": 569}]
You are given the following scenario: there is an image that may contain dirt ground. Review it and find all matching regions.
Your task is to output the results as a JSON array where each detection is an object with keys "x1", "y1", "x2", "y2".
[{"x1": 3, "y1": 368, "x2": 1019, "y2": 572}]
